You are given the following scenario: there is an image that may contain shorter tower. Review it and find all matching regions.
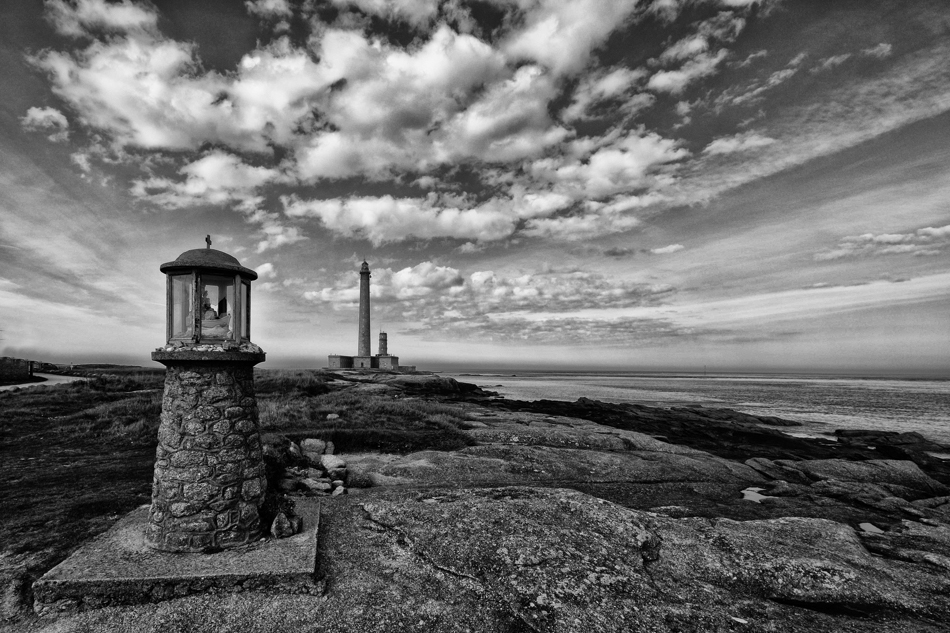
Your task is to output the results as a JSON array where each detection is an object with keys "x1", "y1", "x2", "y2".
[{"x1": 378, "y1": 331, "x2": 388, "y2": 356}]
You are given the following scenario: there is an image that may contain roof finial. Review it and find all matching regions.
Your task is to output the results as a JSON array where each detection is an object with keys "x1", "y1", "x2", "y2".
[{"x1": 205, "y1": 235, "x2": 212, "y2": 249}]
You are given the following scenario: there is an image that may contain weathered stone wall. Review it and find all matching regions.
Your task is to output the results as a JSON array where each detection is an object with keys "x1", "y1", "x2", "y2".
[
  {"x1": 0, "y1": 357, "x2": 32, "y2": 382},
  {"x1": 353, "y1": 356, "x2": 377, "y2": 369},
  {"x1": 377, "y1": 356, "x2": 399, "y2": 371},
  {"x1": 327, "y1": 355, "x2": 353, "y2": 369},
  {"x1": 146, "y1": 362, "x2": 266, "y2": 552}
]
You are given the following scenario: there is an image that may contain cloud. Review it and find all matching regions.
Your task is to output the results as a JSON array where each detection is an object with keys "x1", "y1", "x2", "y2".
[
  {"x1": 703, "y1": 131, "x2": 776, "y2": 155},
  {"x1": 283, "y1": 194, "x2": 517, "y2": 244},
  {"x1": 20, "y1": 106, "x2": 70, "y2": 142},
  {"x1": 862, "y1": 43, "x2": 893, "y2": 59},
  {"x1": 249, "y1": 210, "x2": 308, "y2": 253},
  {"x1": 307, "y1": 264, "x2": 677, "y2": 342},
  {"x1": 562, "y1": 67, "x2": 649, "y2": 121},
  {"x1": 132, "y1": 151, "x2": 283, "y2": 210},
  {"x1": 45, "y1": 0, "x2": 159, "y2": 38},
  {"x1": 329, "y1": 0, "x2": 439, "y2": 27},
  {"x1": 306, "y1": 261, "x2": 464, "y2": 304},
  {"x1": 650, "y1": 243, "x2": 684, "y2": 254},
  {"x1": 530, "y1": 130, "x2": 688, "y2": 199},
  {"x1": 501, "y1": 0, "x2": 640, "y2": 77},
  {"x1": 810, "y1": 53, "x2": 852, "y2": 74},
  {"x1": 245, "y1": 0, "x2": 293, "y2": 19},
  {"x1": 647, "y1": 49, "x2": 729, "y2": 94},
  {"x1": 255, "y1": 262, "x2": 278, "y2": 278},
  {"x1": 815, "y1": 225, "x2": 950, "y2": 260}
]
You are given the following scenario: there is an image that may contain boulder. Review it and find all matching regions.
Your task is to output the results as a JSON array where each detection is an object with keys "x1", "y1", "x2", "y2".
[
  {"x1": 270, "y1": 512, "x2": 295, "y2": 538},
  {"x1": 320, "y1": 454, "x2": 347, "y2": 471},
  {"x1": 774, "y1": 459, "x2": 949, "y2": 499},
  {"x1": 301, "y1": 438, "x2": 327, "y2": 455},
  {"x1": 300, "y1": 478, "x2": 332, "y2": 493}
]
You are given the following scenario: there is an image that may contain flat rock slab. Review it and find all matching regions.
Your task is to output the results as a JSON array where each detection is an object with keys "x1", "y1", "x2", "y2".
[{"x1": 32, "y1": 499, "x2": 321, "y2": 617}]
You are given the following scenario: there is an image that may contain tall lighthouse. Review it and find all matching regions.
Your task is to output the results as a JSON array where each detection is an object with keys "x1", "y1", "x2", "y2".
[{"x1": 358, "y1": 260, "x2": 371, "y2": 357}]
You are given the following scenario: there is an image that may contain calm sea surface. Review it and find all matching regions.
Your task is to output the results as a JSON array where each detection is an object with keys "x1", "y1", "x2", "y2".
[{"x1": 445, "y1": 372, "x2": 950, "y2": 446}]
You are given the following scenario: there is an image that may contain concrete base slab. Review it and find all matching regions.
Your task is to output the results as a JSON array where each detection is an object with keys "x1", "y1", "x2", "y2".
[{"x1": 33, "y1": 499, "x2": 321, "y2": 617}]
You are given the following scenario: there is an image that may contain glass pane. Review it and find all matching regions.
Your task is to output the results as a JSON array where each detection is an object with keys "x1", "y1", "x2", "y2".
[
  {"x1": 171, "y1": 274, "x2": 193, "y2": 340},
  {"x1": 200, "y1": 275, "x2": 235, "y2": 339},
  {"x1": 243, "y1": 282, "x2": 250, "y2": 341}
]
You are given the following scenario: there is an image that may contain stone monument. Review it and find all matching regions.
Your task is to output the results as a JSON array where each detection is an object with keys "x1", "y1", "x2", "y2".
[{"x1": 146, "y1": 237, "x2": 267, "y2": 552}]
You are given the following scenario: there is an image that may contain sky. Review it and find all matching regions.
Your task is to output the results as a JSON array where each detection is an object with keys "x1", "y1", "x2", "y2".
[{"x1": 0, "y1": 0, "x2": 948, "y2": 375}]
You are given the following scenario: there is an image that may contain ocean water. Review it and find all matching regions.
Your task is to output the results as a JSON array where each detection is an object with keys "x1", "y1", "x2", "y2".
[{"x1": 446, "y1": 372, "x2": 950, "y2": 447}]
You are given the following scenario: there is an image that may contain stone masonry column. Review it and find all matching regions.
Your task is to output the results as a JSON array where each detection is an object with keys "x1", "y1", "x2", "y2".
[
  {"x1": 146, "y1": 350, "x2": 267, "y2": 552},
  {"x1": 358, "y1": 260, "x2": 371, "y2": 357}
]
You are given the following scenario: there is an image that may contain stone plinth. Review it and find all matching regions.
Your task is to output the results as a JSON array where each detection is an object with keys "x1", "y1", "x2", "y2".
[
  {"x1": 148, "y1": 349, "x2": 266, "y2": 552},
  {"x1": 33, "y1": 500, "x2": 321, "y2": 617}
]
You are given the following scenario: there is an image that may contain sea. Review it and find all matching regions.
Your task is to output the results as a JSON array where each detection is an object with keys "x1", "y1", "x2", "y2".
[{"x1": 444, "y1": 371, "x2": 950, "y2": 449}]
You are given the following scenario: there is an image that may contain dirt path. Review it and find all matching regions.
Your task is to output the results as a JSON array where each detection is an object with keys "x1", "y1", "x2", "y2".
[{"x1": 0, "y1": 373, "x2": 87, "y2": 392}]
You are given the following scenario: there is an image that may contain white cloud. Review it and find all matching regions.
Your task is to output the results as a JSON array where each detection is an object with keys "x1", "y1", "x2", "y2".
[
  {"x1": 45, "y1": 0, "x2": 159, "y2": 37},
  {"x1": 132, "y1": 151, "x2": 283, "y2": 210},
  {"x1": 307, "y1": 264, "x2": 676, "y2": 332},
  {"x1": 329, "y1": 0, "x2": 439, "y2": 27},
  {"x1": 250, "y1": 210, "x2": 309, "y2": 253},
  {"x1": 245, "y1": 0, "x2": 293, "y2": 18},
  {"x1": 647, "y1": 49, "x2": 729, "y2": 94},
  {"x1": 703, "y1": 131, "x2": 776, "y2": 155},
  {"x1": 650, "y1": 243, "x2": 684, "y2": 254},
  {"x1": 255, "y1": 262, "x2": 278, "y2": 279},
  {"x1": 562, "y1": 67, "x2": 648, "y2": 121},
  {"x1": 435, "y1": 65, "x2": 569, "y2": 164},
  {"x1": 20, "y1": 106, "x2": 69, "y2": 142},
  {"x1": 811, "y1": 53, "x2": 852, "y2": 74},
  {"x1": 530, "y1": 130, "x2": 688, "y2": 199},
  {"x1": 283, "y1": 194, "x2": 517, "y2": 244},
  {"x1": 862, "y1": 43, "x2": 893, "y2": 59},
  {"x1": 815, "y1": 225, "x2": 950, "y2": 260},
  {"x1": 501, "y1": 0, "x2": 640, "y2": 76}
]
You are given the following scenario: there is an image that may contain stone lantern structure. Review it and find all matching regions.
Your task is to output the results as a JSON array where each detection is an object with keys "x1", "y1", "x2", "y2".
[{"x1": 147, "y1": 237, "x2": 267, "y2": 552}]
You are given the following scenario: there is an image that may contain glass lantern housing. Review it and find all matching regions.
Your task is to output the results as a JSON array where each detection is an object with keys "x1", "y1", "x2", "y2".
[{"x1": 160, "y1": 245, "x2": 257, "y2": 344}]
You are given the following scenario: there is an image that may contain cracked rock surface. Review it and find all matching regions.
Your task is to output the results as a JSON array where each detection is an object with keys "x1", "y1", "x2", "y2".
[{"x1": 9, "y1": 378, "x2": 950, "y2": 632}]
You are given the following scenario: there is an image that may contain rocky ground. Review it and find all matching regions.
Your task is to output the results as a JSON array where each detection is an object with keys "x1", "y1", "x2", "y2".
[{"x1": 4, "y1": 373, "x2": 950, "y2": 632}]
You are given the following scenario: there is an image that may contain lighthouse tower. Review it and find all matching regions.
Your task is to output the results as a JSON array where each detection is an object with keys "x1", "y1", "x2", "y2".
[{"x1": 358, "y1": 260, "x2": 371, "y2": 357}]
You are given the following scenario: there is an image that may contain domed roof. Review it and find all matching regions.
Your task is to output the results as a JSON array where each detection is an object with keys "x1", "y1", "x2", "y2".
[{"x1": 160, "y1": 247, "x2": 258, "y2": 280}]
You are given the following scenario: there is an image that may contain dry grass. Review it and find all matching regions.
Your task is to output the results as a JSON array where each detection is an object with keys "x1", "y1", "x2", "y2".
[{"x1": 256, "y1": 371, "x2": 474, "y2": 452}]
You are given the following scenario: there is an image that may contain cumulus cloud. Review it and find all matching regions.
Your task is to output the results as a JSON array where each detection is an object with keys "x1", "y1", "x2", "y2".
[
  {"x1": 530, "y1": 130, "x2": 687, "y2": 199},
  {"x1": 647, "y1": 49, "x2": 729, "y2": 94},
  {"x1": 307, "y1": 264, "x2": 676, "y2": 340},
  {"x1": 255, "y1": 262, "x2": 278, "y2": 279},
  {"x1": 20, "y1": 106, "x2": 69, "y2": 142},
  {"x1": 283, "y1": 194, "x2": 517, "y2": 244},
  {"x1": 815, "y1": 225, "x2": 950, "y2": 260},
  {"x1": 329, "y1": 0, "x2": 439, "y2": 27},
  {"x1": 703, "y1": 131, "x2": 776, "y2": 155},
  {"x1": 45, "y1": 0, "x2": 159, "y2": 37},
  {"x1": 646, "y1": 12, "x2": 746, "y2": 94},
  {"x1": 650, "y1": 243, "x2": 684, "y2": 254},
  {"x1": 306, "y1": 261, "x2": 464, "y2": 304},
  {"x1": 562, "y1": 67, "x2": 650, "y2": 121},
  {"x1": 253, "y1": 212, "x2": 308, "y2": 253},
  {"x1": 132, "y1": 151, "x2": 283, "y2": 210},
  {"x1": 501, "y1": 0, "x2": 640, "y2": 76},
  {"x1": 245, "y1": 0, "x2": 293, "y2": 19}
]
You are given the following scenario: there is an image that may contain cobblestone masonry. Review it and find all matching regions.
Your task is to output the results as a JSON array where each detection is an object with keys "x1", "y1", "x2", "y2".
[{"x1": 146, "y1": 362, "x2": 266, "y2": 552}]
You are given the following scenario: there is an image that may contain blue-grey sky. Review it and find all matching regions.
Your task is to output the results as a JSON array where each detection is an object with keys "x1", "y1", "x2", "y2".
[{"x1": 1, "y1": 0, "x2": 948, "y2": 374}]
